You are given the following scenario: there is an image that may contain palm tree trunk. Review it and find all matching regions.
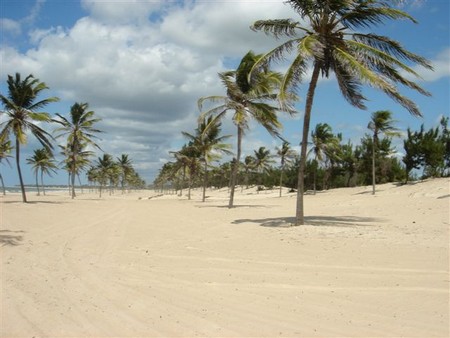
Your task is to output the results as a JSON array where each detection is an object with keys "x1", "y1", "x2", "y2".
[
  {"x1": 15, "y1": 138, "x2": 27, "y2": 203},
  {"x1": 313, "y1": 165, "x2": 317, "y2": 195},
  {"x1": 202, "y1": 159, "x2": 208, "y2": 202},
  {"x1": 35, "y1": 170, "x2": 40, "y2": 196},
  {"x1": 0, "y1": 172, "x2": 6, "y2": 195},
  {"x1": 41, "y1": 170, "x2": 46, "y2": 195},
  {"x1": 295, "y1": 64, "x2": 320, "y2": 225},
  {"x1": 71, "y1": 166, "x2": 76, "y2": 199},
  {"x1": 372, "y1": 135, "x2": 376, "y2": 195},
  {"x1": 229, "y1": 125, "x2": 242, "y2": 208},
  {"x1": 279, "y1": 163, "x2": 284, "y2": 197}
]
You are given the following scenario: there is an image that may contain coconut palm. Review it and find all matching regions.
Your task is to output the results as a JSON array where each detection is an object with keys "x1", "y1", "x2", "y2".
[
  {"x1": 253, "y1": 146, "x2": 275, "y2": 191},
  {"x1": 251, "y1": 0, "x2": 432, "y2": 224},
  {"x1": 95, "y1": 154, "x2": 114, "y2": 198},
  {"x1": 199, "y1": 50, "x2": 292, "y2": 207},
  {"x1": 0, "y1": 73, "x2": 59, "y2": 202},
  {"x1": 309, "y1": 123, "x2": 341, "y2": 194},
  {"x1": 26, "y1": 148, "x2": 58, "y2": 196},
  {"x1": 0, "y1": 138, "x2": 13, "y2": 195},
  {"x1": 117, "y1": 154, "x2": 133, "y2": 193},
  {"x1": 59, "y1": 143, "x2": 93, "y2": 196},
  {"x1": 242, "y1": 155, "x2": 256, "y2": 191},
  {"x1": 182, "y1": 116, "x2": 232, "y2": 202},
  {"x1": 368, "y1": 110, "x2": 400, "y2": 194},
  {"x1": 276, "y1": 141, "x2": 296, "y2": 197},
  {"x1": 54, "y1": 102, "x2": 102, "y2": 199},
  {"x1": 171, "y1": 144, "x2": 201, "y2": 200}
]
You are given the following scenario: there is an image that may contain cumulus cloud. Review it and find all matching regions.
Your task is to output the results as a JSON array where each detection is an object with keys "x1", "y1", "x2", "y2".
[
  {"x1": 0, "y1": 18, "x2": 21, "y2": 35},
  {"x1": 3, "y1": 0, "x2": 444, "y2": 185},
  {"x1": 1, "y1": 0, "x2": 301, "y2": 183}
]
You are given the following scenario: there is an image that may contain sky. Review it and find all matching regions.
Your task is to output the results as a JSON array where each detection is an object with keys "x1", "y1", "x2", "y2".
[{"x1": 1, "y1": 0, "x2": 449, "y2": 187}]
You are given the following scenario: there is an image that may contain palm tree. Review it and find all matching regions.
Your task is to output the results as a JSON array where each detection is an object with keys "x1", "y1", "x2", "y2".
[
  {"x1": 59, "y1": 143, "x2": 93, "y2": 196},
  {"x1": 253, "y1": 146, "x2": 275, "y2": 192},
  {"x1": 309, "y1": 123, "x2": 340, "y2": 194},
  {"x1": 182, "y1": 116, "x2": 232, "y2": 202},
  {"x1": 242, "y1": 155, "x2": 256, "y2": 191},
  {"x1": 276, "y1": 141, "x2": 296, "y2": 197},
  {"x1": 199, "y1": 50, "x2": 292, "y2": 207},
  {"x1": 26, "y1": 148, "x2": 58, "y2": 196},
  {"x1": 54, "y1": 102, "x2": 102, "y2": 199},
  {"x1": 96, "y1": 154, "x2": 114, "y2": 198},
  {"x1": 0, "y1": 138, "x2": 13, "y2": 195},
  {"x1": 0, "y1": 73, "x2": 59, "y2": 202},
  {"x1": 117, "y1": 154, "x2": 133, "y2": 193},
  {"x1": 251, "y1": 1, "x2": 432, "y2": 224},
  {"x1": 368, "y1": 110, "x2": 400, "y2": 194}
]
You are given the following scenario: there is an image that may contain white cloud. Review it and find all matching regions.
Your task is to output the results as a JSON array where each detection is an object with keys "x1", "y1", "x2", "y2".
[
  {"x1": 405, "y1": 48, "x2": 450, "y2": 82},
  {"x1": 9, "y1": 0, "x2": 441, "y2": 184},
  {"x1": 0, "y1": 18, "x2": 21, "y2": 35}
]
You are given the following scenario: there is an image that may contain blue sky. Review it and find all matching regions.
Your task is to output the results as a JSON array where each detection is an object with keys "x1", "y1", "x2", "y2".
[{"x1": 1, "y1": 0, "x2": 449, "y2": 187}]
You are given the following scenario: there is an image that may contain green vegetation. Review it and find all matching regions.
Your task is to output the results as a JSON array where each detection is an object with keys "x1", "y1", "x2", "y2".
[{"x1": 0, "y1": 74, "x2": 145, "y2": 200}]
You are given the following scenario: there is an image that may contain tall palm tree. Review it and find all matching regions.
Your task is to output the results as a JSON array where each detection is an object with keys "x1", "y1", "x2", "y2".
[
  {"x1": 26, "y1": 148, "x2": 58, "y2": 196},
  {"x1": 0, "y1": 138, "x2": 13, "y2": 195},
  {"x1": 199, "y1": 50, "x2": 292, "y2": 207},
  {"x1": 54, "y1": 102, "x2": 102, "y2": 199},
  {"x1": 117, "y1": 154, "x2": 133, "y2": 193},
  {"x1": 368, "y1": 110, "x2": 400, "y2": 194},
  {"x1": 251, "y1": 0, "x2": 432, "y2": 225},
  {"x1": 276, "y1": 141, "x2": 296, "y2": 197},
  {"x1": 253, "y1": 146, "x2": 275, "y2": 191},
  {"x1": 309, "y1": 123, "x2": 340, "y2": 194},
  {"x1": 242, "y1": 155, "x2": 256, "y2": 191},
  {"x1": 96, "y1": 154, "x2": 114, "y2": 198},
  {"x1": 0, "y1": 73, "x2": 59, "y2": 202},
  {"x1": 59, "y1": 143, "x2": 93, "y2": 196},
  {"x1": 182, "y1": 116, "x2": 232, "y2": 202}
]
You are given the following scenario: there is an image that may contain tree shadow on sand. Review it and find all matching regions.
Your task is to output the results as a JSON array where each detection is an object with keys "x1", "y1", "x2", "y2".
[
  {"x1": 0, "y1": 230, "x2": 25, "y2": 246},
  {"x1": 196, "y1": 204, "x2": 276, "y2": 209},
  {"x1": 232, "y1": 215, "x2": 381, "y2": 228},
  {"x1": 0, "y1": 200, "x2": 66, "y2": 205}
]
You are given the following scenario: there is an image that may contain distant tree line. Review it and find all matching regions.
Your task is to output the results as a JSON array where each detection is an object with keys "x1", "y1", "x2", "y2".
[{"x1": 154, "y1": 114, "x2": 449, "y2": 196}]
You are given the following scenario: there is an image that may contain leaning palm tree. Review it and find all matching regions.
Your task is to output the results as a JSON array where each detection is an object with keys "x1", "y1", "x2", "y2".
[
  {"x1": 54, "y1": 102, "x2": 102, "y2": 199},
  {"x1": 242, "y1": 155, "x2": 256, "y2": 191},
  {"x1": 182, "y1": 116, "x2": 232, "y2": 202},
  {"x1": 276, "y1": 141, "x2": 296, "y2": 197},
  {"x1": 59, "y1": 143, "x2": 93, "y2": 196},
  {"x1": 309, "y1": 123, "x2": 341, "y2": 194},
  {"x1": 253, "y1": 146, "x2": 275, "y2": 192},
  {"x1": 251, "y1": 0, "x2": 432, "y2": 225},
  {"x1": 26, "y1": 148, "x2": 58, "y2": 196},
  {"x1": 0, "y1": 73, "x2": 59, "y2": 202},
  {"x1": 368, "y1": 110, "x2": 400, "y2": 194},
  {"x1": 95, "y1": 154, "x2": 114, "y2": 198},
  {"x1": 199, "y1": 50, "x2": 293, "y2": 207},
  {"x1": 117, "y1": 154, "x2": 133, "y2": 194},
  {"x1": 0, "y1": 138, "x2": 13, "y2": 195}
]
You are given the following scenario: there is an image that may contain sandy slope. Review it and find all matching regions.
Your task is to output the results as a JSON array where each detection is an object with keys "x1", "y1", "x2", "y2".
[{"x1": 1, "y1": 179, "x2": 449, "y2": 337}]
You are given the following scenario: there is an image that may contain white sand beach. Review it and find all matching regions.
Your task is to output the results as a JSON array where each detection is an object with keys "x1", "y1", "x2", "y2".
[{"x1": 1, "y1": 178, "x2": 449, "y2": 337}]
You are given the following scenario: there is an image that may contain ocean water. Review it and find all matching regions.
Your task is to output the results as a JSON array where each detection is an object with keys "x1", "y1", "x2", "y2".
[{"x1": 3, "y1": 186, "x2": 70, "y2": 194}]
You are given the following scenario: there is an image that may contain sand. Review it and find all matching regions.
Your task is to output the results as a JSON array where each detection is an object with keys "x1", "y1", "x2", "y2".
[{"x1": 1, "y1": 178, "x2": 449, "y2": 337}]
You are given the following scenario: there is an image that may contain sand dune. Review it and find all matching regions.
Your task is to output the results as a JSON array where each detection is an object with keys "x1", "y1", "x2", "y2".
[{"x1": 1, "y1": 178, "x2": 449, "y2": 337}]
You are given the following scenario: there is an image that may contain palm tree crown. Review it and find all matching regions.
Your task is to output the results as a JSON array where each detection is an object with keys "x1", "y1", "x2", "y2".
[
  {"x1": 251, "y1": 0, "x2": 432, "y2": 224},
  {"x1": 55, "y1": 102, "x2": 102, "y2": 198},
  {"x1": 199, "y1": 50, "x2": 293, "y2": 207},
  {"x1": 368, "y1": 110, "x2": 400, "y2": 194},
  {"x1": 0, "y1": 73, "x2": 59, "y2": 202}
]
